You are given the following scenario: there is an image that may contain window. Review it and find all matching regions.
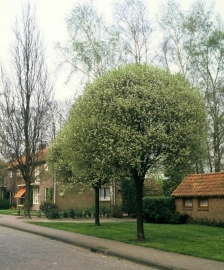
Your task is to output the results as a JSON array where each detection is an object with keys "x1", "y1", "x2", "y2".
[
  {"x1": 100, "y1": 188, "x2": 110, "y2": 201},
  {"x1": 16, "y1": 169, "x2": 21, "y2": 177},
  {"x1": 44, "y1": 164, "x2": 48, "y2": 171},
  {"x1": 45, "y1": 188, "x2": 49, "y2": 201},
  {"x1": 198, "y1": 199, "x2": 208, "y2": 208},
  {"x1": 9, "y1": 171, "x2": 12, "y2": 178},
  {"x1": 183, "y1": 199, "x2": 192, "y2": 208},
  {"x1": 35, "y1": 166, "x2": 40, "y2": 181},
  {"x1": 35, "y1": 166, "x2": 40, "y2": 177},
  {"x1": 33, "y1": 186, "x2": 39, "y2": 204}
]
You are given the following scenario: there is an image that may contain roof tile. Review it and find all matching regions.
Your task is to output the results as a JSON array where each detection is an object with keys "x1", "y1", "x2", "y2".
[{"x1": 171, "y1": 172, "x2": 224, "y2": 197}]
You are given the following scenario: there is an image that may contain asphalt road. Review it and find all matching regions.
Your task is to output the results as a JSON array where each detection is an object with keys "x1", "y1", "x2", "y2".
[{"x1": 0, "y1": 226, "x2": 157, "y2": 270}]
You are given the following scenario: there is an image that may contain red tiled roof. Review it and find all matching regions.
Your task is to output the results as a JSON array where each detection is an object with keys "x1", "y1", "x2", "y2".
[
  {"x1": 7, "y1": 148, "x2": 49, "y2": 169},
  {"x1": 171, "y1": 172, "x2": 224, "y2": 197}
]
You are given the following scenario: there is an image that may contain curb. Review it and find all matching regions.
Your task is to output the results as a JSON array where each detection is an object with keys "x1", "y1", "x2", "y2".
[{"x1": 0, "y1": 222, "x2": 180, "y2": 270}]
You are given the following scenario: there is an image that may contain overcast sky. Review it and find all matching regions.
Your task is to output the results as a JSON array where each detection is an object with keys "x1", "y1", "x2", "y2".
[{"x1": 0, "y1": 0, "x2": 224, "y2": 101}]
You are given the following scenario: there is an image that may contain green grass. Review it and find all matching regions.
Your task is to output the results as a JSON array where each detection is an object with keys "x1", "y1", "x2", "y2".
[
  {"x1": 29, "y1": 221, "x2": 224, "y2": 262},
  {"x1": 0, "y1": 208, "x2": 40, "y2": 216}
]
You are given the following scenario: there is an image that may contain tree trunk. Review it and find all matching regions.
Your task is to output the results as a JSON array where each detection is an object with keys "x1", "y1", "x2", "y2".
[
  {"x1": 213, "y1": 118, "x2": 221, "y2": 172},
  {"x1": 24, "y1": 182, "x2": 31, "y2": 219},
  {"x1": 94, "y1": 187, "x2": 100, "y2": 226},
  {"x1": 134, "y1": 176, "x2": 145, "y2": 242}
]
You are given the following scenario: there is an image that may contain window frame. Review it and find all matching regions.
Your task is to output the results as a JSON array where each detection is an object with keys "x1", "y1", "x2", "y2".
[
  {"x1": 198, "y1": 198, "x2": 209, "y2": 210},
  {"x1": 45, "y1": 187, "x2": 49, "y2": 201},
  {"x1": 33, "y1": 186, "x2": 40, "y2": 205},
  {"x1": 99, "y1": 188, "x2": 110, "y2": 201},
  {"x1": 183, "y1": 198, "x2": 193, "y2": 208}
]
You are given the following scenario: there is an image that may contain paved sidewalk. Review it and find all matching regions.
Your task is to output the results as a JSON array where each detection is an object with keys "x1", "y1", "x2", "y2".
[{"x1": 0, "y1": 215, "x2": 223, "y2": 270}]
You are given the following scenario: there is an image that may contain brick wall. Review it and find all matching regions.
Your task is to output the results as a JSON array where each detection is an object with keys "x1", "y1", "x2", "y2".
[
  {"x1": 175, "y1": 197, "x2": 224, "y2": 222},
  {"x1": 56, "y1": 188, "x2": 115, "y2": 210}
]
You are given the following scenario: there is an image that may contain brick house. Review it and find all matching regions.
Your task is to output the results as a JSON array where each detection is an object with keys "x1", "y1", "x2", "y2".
[
  {"x1": 172, "y1": 172, "x2": 224, "y2": 222},
  {"x1": 6, "y1": 148, "x2": 120, "y2": 211},
  {"x1": 8, "y1": 148, "x2": 53, "y2": 210}
]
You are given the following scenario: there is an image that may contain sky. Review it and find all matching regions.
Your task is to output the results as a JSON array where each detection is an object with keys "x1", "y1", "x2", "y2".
[{"x1": 0, "y1": 0, "x2": 224, "y2": 101}]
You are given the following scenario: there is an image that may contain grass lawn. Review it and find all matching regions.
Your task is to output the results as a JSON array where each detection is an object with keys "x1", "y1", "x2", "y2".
[
  {"x1": 29, "y1": 221, "x2": 224, "y2": 262},
  {"x1": 0, "y1": 208, "x2": 40, "y2": 216}
]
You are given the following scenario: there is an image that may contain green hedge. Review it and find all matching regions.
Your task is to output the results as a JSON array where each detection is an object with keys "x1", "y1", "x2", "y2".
[
  {"x1": 0, "y1": 199, "x2": 10, "y2": 209},
  {"x1": 143, "y1": 197, "x2": 188, "y2": 224}
]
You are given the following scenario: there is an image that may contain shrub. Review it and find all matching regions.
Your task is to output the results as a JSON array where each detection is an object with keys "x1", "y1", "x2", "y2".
[
  {"x1": 111, "y1": 204, "x2": 122, "y2": 218},
  {"x1": 143, "y1": 197, "x2": 188, "y2": 224},
  {"x1": 84, "y1": 209, "x2": 92, "y2": 217},
  {"x1": 0, "y1": 199, "x2": 10, "y2": 209},
  {"x1": 62, "y1": 210, "x2": 69, "y2": 218},
  {"x1": 68, "y1": 208, "x2": 76, "y2": 219},
  {"x1": 120, "y1": 178, "x2": 136, "y2": 217},
  {"x1": 188, "y1": 217, "x2": 224, "y2": 228},
  {"x1": 40, "y1": 201, "x2": 60, "y2": 219}
]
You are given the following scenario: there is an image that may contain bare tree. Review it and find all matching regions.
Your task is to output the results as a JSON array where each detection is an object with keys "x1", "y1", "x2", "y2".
[
  {"x1": 113, "y1": 0, "x2": 154, "y2": 64},
  {"x1": 0, "y1": 2, "x2": 54, "y2": 218}
]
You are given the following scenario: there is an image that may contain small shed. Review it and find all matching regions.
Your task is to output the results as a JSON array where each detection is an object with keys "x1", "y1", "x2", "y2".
[{"x1": 172, "y1": 172, "x2": 224, "y2": 222}]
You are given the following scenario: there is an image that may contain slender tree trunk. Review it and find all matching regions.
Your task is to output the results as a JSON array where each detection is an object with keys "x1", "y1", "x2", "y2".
[
  {"x1": 214, "y1": 117, "x2": 221, "y2": 172},
  {"x1": 24, "y1": 182, "x2": 31, "y2": 219},
  {"x1": 134, "y1": 176, "x2": 145, "y2": 242},
  {"x1": 94, "y1": 187, "x2": 100, "y2": 226}
]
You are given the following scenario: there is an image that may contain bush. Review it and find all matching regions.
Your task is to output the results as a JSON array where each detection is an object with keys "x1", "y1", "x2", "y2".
[
  {"x1": 188, "y1": 217, "x2": 224, "y2": 228},
  {"x1": 143, "y1": 197, "x2": 188, "y2": 224},
  {"x1": 111, "y1": 204, "x2": 122, "y2": 218},
  {"x1": 0, "y1": 199, "x2": 10, "y2": 209},
  {"x1": 120, "y1": 178, "x2": 136, "y2": 217},
  {"x1": 40, "y1": 201, "x2": 60, "y2": 219},
  {"x1": 62, "y1": 210, "x2": 69, "y2": 218},
  {"x1": 68, "y1": 208, "x2": 76, "y2": 219}
]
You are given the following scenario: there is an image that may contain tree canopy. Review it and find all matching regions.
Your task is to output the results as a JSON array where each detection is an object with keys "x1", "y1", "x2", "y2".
[{"x1": 48, "y1": 63, "x2": 207, "y2": 241}]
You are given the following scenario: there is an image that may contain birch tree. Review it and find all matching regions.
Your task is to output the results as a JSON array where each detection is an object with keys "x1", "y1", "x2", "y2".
[
  {"x1": 113, "y1": 0, "x2": 154, "y2": 64},
  {"x1": 159, "y1": 0, "x2": 224, "y2": 172},
  {"x1": 58, "y1": 0, "x2": 126, "y2": 84}
]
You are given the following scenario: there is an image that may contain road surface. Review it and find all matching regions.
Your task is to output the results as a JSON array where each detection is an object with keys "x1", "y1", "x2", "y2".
[{"x1": 0, "y1": 226, "x2": 157, "y2": 270}]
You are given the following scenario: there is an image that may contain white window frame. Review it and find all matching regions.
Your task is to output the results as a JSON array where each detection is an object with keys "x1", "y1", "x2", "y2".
[
  {"x1": 99, "y1": 188, "x2": 110, "y2": 201},
  {"x1": 33, "y1": 186, "x2": 40, "y2": 204},
  {"x1": 45, "y1": 187, "x2": 49, "y2": 201},
  {"x1": 35, "y1": 166, "x2": 40, "y2": 177},
  {"x1": 199, "y1": 199, "x2": 208, "y2": 208},
  {"x1": 34, "y1": 166, "x2": 40, "y2": 181},
  {"x1": 184, "y1": 199, "x2": 192, "y2": 207}
]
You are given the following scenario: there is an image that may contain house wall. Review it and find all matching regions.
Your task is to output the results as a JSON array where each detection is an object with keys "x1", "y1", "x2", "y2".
[
  {"x1": 32, "y1": 178, "x2": 53, "y2": 211},
  {"x1": 6, "y1": 171, "x2": 17, "y2": 205},
  {"x1": 56, "y1": 184, "x2": 121, "y2": 211},
  {"x1": 175, "y1": 197, "x2": 224, "y2": 222}
]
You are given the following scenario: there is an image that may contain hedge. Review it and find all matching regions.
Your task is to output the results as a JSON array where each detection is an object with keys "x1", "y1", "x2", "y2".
[{"x1": 143, "y1": 197, "x2": 188, "y2": 224}]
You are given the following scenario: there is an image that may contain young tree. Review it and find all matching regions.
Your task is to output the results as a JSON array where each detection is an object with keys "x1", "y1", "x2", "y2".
[
  {"x1": 57, "y1": 0, "x2": 126, "y2": 84},
  {"x1": 0, "y1": 3, "x2": 54, "y2": 218},
  {"x1": 47, "y1": 97, "x2": 116, "y2": 226},
  {"x1": 50, "y1": 64, "x2": 207, "y2": 241}
]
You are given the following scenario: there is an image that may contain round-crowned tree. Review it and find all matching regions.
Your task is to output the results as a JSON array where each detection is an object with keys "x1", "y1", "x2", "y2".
[{"x1": 48, "y1": 63, "x2": 207, "y2": 242}]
